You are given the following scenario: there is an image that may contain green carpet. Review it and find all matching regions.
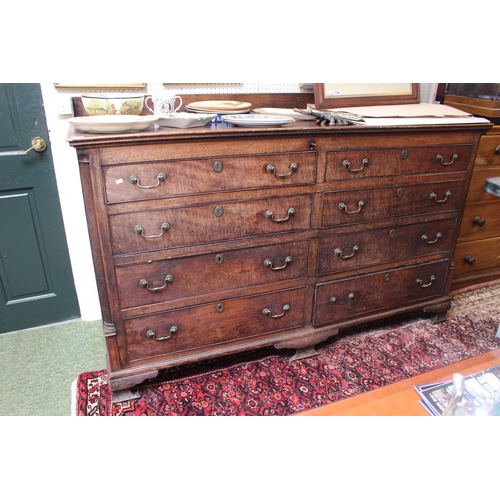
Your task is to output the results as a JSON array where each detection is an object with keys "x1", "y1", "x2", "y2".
[{"x1": 0, "y1": 320, "x2": 106, "y2": 416}]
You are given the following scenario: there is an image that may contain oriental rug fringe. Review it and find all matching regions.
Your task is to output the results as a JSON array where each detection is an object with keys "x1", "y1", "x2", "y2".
[{"x1": 73, "y1": 280, "x2": 500, "y2": 416}]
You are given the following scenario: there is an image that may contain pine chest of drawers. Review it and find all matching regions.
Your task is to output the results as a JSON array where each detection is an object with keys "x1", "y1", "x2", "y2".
[
  {"x1": 68, "y1": 120, "x2": 490, "y2": 398},
  {"x1": 451, "y1": 125, "x2": 500, "y2": 290}
]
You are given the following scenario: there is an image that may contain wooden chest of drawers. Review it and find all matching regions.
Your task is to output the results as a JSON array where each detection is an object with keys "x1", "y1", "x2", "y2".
[
  {"x1": 452, "y1": 125, "x2": 500, "y2": 290},
  {"x1": 68, "y1": 120, "x2": 489, "y2": 398}
]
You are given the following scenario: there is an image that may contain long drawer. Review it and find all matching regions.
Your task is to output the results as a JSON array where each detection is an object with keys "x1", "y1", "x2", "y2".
[
  {"x1": 464, "y1": 166, "x2": 500, "y2": 203},
  {"x1": 109, "y1": 194, "x2": 313, "y2": 255},
  {"x1": 326, "y1": 144, "x2": 472, "y2": 181},
  {"x1": 453, "y1": 237, "x2": 500, "y2": 278},
  {"x1": 104, "y1": 151, "x2": 317, "y2": 203},
  {"x1": 321, "y1": 180, "x2": 463, "y2": 227},
  {"x1": 116, "y1": 240, "x2": 310, "y2": 309},
  {"x1": 458, "y1": 202, "x2": 500, "y2": 241},
  {"x1": 313, "y1": 260, "x2": 449, "y2": 325},
  {"x1": 475, "y1": 133, "x2": 500, "y2": 166},
  {"x1": 123, "y1": 287, "x2": 307, "y2": 362},
  {"x1": 317, "y1": 218, "x2": 456, "y2": 276}
]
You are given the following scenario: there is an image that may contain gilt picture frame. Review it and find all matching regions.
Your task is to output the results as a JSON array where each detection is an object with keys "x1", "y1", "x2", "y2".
[
  {"x1": 314, "y1": 83, "x2": 420, "y2": 109},
  {"x1": 54, "y1": 83, "x2": 147, "y2": 90}
]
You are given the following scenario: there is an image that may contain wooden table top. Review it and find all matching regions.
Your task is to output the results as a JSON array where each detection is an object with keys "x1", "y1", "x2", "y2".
[{"x1": 296, "y1": 348, "x2": 500, "y2": 416}]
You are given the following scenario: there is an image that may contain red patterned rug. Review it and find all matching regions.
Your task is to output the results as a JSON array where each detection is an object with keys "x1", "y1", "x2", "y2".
[{"x1": 73, "y1": 282, "x2": 500, "y2": 416}]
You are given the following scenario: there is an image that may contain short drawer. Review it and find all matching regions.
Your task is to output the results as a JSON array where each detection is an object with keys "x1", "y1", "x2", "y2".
[
  {"x1": 465, "y1": 166, "x2": 500, "y2": 203},
  {"x1": 475, "y1": 133, "x2": 500, "y2": 166},
  {"x1": 123, "y1": 287, "x2": 307, "y2": 362},
  {"x1": 109, "y1": 194, "x2": 312, "y2": 255},
  {"x1": 116, "y1": 240, "x2": 310, "y2": 309},
  {"x1": 313, "y1": 260, "x2": 449, "y2": 325},
  {"x1": 317, "y1": 218, "x2": 456, "y2": 275},
  {"x1": 326, "y1": 144, "x2": 472, "y2": 181},
  {"x1": 458, "y1": 202, "x2": 500, "y2": 241},
  {"x1": 321, "y1": 180, "x2": 463, "y2": 227},
  {"x1": 453, "y1": 237, "x2": 500, "y2": 278},
  {"x1": 104, "y1": 151, "x2": 317, "y2": 203}
]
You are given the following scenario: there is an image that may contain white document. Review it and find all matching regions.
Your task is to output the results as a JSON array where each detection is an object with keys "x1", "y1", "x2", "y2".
[{"x1": 329, "y1": 103, "x2": 473, "y2": 118}]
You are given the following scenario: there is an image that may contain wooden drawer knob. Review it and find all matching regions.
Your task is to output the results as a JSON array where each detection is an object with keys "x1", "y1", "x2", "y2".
[
  {"x1": 473, "y1": 217, "x2": 486, "y2": 227},
  {"x1": 464, "y1": 255, "x2": 476, "y2": 266}
]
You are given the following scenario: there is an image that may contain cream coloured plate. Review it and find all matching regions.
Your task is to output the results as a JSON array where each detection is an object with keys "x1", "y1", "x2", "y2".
[
  {"x1": 69, "y1": 115, "x2": 158, "y2": 133},
  {"x1": 186, "y1": 106, "x2": 251, "y2": 115},
  {"x1": 252, "y1": 108, "x2": 316, "y2": 120},
  {"x1": 221, "y1": 114, "x2": 295, "y2": 127},
  {"x1": 187, "y1": 100, "x2": 252, "y2": 111}
]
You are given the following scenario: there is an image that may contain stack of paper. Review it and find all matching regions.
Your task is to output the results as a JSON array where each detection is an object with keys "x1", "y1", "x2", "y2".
[{"x1": 310, "y1": 103, "x2": 491, "y2": 126}]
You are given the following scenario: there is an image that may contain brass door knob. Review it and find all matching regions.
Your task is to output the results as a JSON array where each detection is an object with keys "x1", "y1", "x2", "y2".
[{"x1": 18, "y1": 137, "x2": 47, "y2": 155}]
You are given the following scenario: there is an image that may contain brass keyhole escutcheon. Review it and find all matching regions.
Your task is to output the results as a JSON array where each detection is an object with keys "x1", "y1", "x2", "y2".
[
  {"x1": 396, "y1": 188, "x2": 404, "y2": 198},
  {"x1": 384, "y1": 274, "x2": 391, "y2": 282},
  {"x1": 215, "y1": 254, "x2": 224, "y2": 264},
  {"x1": 401, "y1": 150, "x2": 408, "y2": 160},
  {"x1": 216, "y1": 303, "x2": 224, "y2": 313},
  {"x1": 389, "y1": 229, "x2": 396, "y2": 238},
  {"x1": 214, "y1": 206, "x2": 224, "y2": 217},
  {"x1": 213, "y1": 160, "x2": 223, "y2": 173}
]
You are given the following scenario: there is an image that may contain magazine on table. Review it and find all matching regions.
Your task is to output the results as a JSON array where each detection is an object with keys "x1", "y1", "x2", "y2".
[{"x1": 414, "y1": 363, "x2": 500, "y2": 416}]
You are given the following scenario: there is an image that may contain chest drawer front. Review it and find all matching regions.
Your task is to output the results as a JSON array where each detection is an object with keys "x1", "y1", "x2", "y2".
[
  {"x1": 458, "y1": 202, "x2": 500, "y2": 241},
  {"x1": 116, "y1": 240, "x2": 310, "y2": 309},
  {"x1": 326, "y1": 144, "x2": 472, "y2": 181},
  {"x1": 109, "y1": 194, "x2": 313, "y2": 255},
  {"x1": 321, "y1": 180, "x2": 463, "y2": 227},
  {"x1": 313, "y1": 260, "x2": 449, "y2": 325},
  {"x1": 453, "y1": 237, "x2": 500, "y2": 278},
  {"x1": 123, "y1": 287, "x2": 307, "y2": 362},
  {"x1": 104, "y1": 151, "x2": 317, "y2": 204},
  {"x1": 317, "y1": 218, "x2": 456, "y2": 276},
  {"x1": 475, "y1": 134, "x2": 500, "y2": 166},
  {"x1": 465, "y1": 166, "x2": 500, "y2": 203}
]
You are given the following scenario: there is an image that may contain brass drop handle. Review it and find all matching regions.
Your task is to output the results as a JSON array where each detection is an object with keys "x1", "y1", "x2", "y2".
[
  {"x1": 18, "y1": 137, "x2": 47, "y2": 155},
  {"x1": 416, "y1": 275, "x2": 436, "y2": 288},
  {"x1": 338, "y1": 200, "x2": 365, "y2": 213},
  {"x1": 134, "y1": 222, "x2": 170, "y2": 239},
  {"x1": 262, "y1": 304, "x2": 290, "y2": 318},
  {"x1": 128, "y1": 172, "x2": 167, "y2": 189},
  {"x1": 435, "y1": 153, "x2": 459, "y2": 165},
  {"x1": 342, "y1": 157, "x2": 369, "y2": 172},
  {"x1": 146, "y1": 326, "x2": 178, "y2": 341},
  {"x1": 266, "y1": 162, "x2": 298, "y2": 177},
  {"x1": 421, "y1": 232, "x2": 442, "y2": 244},
  {"x1": 265, "y1": 207, "x2": 295, "y2": 222},
  {"x1": 139, "y1": 274, "x2": 174, "y2": 291},
  {"x1": 263, "y1": 256, "x2": 293, "y2": 270},
  {"x1": 464, "y1": 255, "x2": 476, "y2": 266},
  {"x1": 473, "y1": 216, "x2": 486, "y2": 227},
  {"x1": 430, "y1": 191, "x2": 451, "y2": 203},
  {"x1": 334, "y1": 245, "x2": 359, "y2": 259}
]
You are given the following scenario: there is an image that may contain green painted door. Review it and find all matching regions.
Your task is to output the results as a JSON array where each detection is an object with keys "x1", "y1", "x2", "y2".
[{"x1": 0, "y1": 83, "x2": 80, "y2": 333}]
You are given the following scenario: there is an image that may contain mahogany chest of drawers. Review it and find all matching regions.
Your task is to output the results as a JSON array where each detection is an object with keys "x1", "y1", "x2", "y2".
[
  {"x1": 451, "y1": 125, "x2": 500, "y2": 290},
  {"x1": 68, "y1": 120, "x2": 490, "y2": 398}
]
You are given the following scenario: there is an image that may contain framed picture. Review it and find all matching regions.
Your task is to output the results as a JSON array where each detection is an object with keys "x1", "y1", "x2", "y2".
[
  {"x1": 314, "y1": 83, "x2": 420, "y2": 109},
  {"x1": 54, "y1": 83, "x2": 147, "y2": 90}
]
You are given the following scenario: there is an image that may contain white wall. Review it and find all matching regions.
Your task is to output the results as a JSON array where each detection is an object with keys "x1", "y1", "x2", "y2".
[{"x1": 39, "y1": 83, "x2": 438, "y2": 321}]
